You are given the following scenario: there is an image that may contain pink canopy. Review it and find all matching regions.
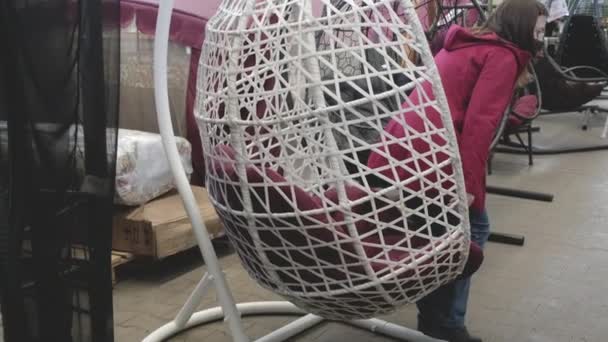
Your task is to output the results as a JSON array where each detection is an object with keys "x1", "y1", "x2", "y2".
[
  {"x1": 119, "y1": 0, "x2": 210, "y2": 48},
  {"x1": 130, "y1": 0, "x2": 323, "y2": 21},
  {"x1": 132, "y1": 0, "x2": 222, "y2": 20},
  {"x1": 119, "y1": 0, "x2": 443, "y2": 49},
  {"x1": 120, "y1": 0, "x2": 326, "y2": 48}
]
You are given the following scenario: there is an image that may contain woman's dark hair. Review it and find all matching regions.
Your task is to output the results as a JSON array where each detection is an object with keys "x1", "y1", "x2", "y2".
[{"x1": 478, "y1": 0, "x2": 548, "y2": 54}]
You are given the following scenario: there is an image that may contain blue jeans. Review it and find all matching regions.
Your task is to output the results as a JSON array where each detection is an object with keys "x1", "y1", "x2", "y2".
[{"x1": 417, "y1": 208, "x2": 491, "y2": 329}]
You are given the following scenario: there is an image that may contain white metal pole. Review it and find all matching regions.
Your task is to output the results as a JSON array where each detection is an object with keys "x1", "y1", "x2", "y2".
[
  {"x1": 346, "y1": 319, "x2": 446, "y2": 342},
  {"x1": 152, "y1": 1, "x2": 248, "y2": 341},
  {"x1": 254, "y1": 315, "x2": 324, "y2": 342},
  {"x1": 144, "y1": 302, "x2": 311, "y2": 341},
  {"x1": 174, "y1": 273, "x2": 213, "y2": 328}
]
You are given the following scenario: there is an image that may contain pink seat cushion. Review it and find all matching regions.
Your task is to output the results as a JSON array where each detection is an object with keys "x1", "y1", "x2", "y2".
[
  {"x1": 209, "y1": 144, "x2": 482, "y2": 292},
  {"x1": 208, "y1": 145, "x2": 355, "y2": 291},
  {"x1": 508, "y1": 95, "x2": 538, "y2": 127},
  {"x1": 461, "y1": 241, "x2": 483, "y2": 279}
]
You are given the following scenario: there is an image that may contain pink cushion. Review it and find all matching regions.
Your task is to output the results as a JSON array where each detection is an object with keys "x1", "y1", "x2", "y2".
[
  {"x1": 508, "y1": 95, "x2": 538, "y2": 127},
  {"x1": 209, "y1": 145, "x2": 482, "y2": 291},
  {"x1": 208, "y1": 145, "x2": 355, "y2": 290},
  {"x1": 513, "y1": 95, "x2": 538, "y2": 118},
  {"x1": 209, "y1": 144, "x2": 237, "y2": 178},
  {"x1": 461, "y1": 241, "x2": 484, "y2": 278}
]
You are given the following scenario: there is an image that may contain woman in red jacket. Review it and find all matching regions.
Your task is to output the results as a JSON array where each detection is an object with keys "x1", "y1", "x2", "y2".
[{"x1": 367, "y1": 0, "x2": 548, "y2": 341}]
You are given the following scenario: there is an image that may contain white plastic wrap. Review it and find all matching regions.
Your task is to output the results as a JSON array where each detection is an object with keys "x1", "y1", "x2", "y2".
[
  {"x1": 115, "y1": 129, "x2": 192, "y2": 206},
  {"x1": 0, "y1": 123, "x2": 191, "y2": 205},
  {"x1": 542, "y1": 0, "x2": 569, "y2": 22}
]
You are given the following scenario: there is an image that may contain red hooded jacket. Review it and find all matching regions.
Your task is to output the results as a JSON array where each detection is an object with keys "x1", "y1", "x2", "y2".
[{"x1": 367, "y1": 25, "x2": 531, "y2": 211}]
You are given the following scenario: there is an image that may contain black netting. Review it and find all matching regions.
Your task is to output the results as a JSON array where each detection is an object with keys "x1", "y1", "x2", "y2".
[{"x1": 0, "y1": 1, "x2": 119, "y2": 341}]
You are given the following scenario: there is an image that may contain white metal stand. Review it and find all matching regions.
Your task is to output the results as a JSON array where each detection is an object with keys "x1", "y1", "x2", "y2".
[
  {"x1": 146, "y1": 1, "x2": 445, "y2": 341},
  {"x1": 143, "y1": 286, "x2": 441, "y2": 341},
  {"x1": 582, "y1": 107, "x2": 608, "y2": 138},
  {"x1": 582, "y1": 108, "x2": 592, "y2": 130}
]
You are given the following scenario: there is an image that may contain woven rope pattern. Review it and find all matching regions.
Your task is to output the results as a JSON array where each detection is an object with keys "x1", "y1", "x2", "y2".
[{"x1": 197, "y1": 0, "x2": 470, "y2": 320}]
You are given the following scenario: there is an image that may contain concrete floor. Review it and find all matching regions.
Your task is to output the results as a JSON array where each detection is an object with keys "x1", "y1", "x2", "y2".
[
  {"x1": 2, "y1": 111, "x2": 608, "y2": 342},
  {"x1": 111, "y1": 111, "x2": 608, "y2": 342}
]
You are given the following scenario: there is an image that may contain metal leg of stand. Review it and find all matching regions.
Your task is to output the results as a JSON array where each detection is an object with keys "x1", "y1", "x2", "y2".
[
  {"x1": 486, "y1": 186, "x2": 554, "y2": 202},
  {"x1": 487, "y1": 153, "x2": 494, "y2": 175},
  {"x1": 488, "y1": 232, "x2": 525, "y2": 246},
  {"x1": 485, "y1": 185, "x2": 554, "y2": 247},
  {"x1": 527, "y1": 125, "x2": 533, "y2": 166},
  {"x1": 582, "y1": 108, "x2": 591, "y2": 131}
]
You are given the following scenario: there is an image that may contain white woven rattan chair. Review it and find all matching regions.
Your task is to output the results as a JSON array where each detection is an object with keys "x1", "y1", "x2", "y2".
[{"x1": 146, "y1": 0, "x2": 477, "y2": 341}]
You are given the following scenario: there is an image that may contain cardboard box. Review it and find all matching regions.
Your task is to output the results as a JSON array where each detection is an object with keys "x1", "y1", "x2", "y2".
[{"x1": 112, "y1": 186, "x2": 224, "y2": 259}]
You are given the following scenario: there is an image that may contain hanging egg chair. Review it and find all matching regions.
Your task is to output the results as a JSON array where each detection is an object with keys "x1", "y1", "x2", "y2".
[
  {"x1": 426, "y1": 0, "x2": 485, "y2": 55},
  {"x1": 199, "y1": 0, "x2": 474, "y2": 321},
  {"x1": 557, "y1": 0, "x2": 608, "y2": 75}
]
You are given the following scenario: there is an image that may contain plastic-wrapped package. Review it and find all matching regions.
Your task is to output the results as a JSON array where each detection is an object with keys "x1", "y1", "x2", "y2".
[
  {"x1": 0, "y1": 124, "x2": 191, "y2": 205},
  {"x1": 542, "y1": 0, "x2": 569, "y2": 22},
  {"x1": 115, "y1": 129, "x2": 192, "y2": 206}
]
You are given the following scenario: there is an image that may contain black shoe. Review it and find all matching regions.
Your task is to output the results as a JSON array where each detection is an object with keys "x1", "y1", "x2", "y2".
[{"x1": 420, "y1": 325, "x2": 482, "y2": 342}]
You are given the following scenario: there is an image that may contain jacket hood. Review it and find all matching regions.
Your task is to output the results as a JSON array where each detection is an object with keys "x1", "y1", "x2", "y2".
[{"x1": 443, "y1": 25, "x2": 532, "y2": 69}]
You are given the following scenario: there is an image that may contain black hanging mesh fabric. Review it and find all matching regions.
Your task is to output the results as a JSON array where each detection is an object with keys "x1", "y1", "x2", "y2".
[{"x1": 0, "y1": 0, "x2": 119, "y2": 341}]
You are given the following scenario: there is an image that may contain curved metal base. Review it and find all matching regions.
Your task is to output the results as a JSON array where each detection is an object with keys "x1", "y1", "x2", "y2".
[
  {"x1": 143, "y1": 302, "x2": 309, "y2": 342},
  {"x1": 143, "y1": 301, "x2": 443, "y2": 342}
]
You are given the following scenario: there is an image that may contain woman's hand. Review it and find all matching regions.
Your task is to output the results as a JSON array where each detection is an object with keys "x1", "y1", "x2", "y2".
[{"x1": 448, "y1": 193, "x2": 475, "y2": 207}]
